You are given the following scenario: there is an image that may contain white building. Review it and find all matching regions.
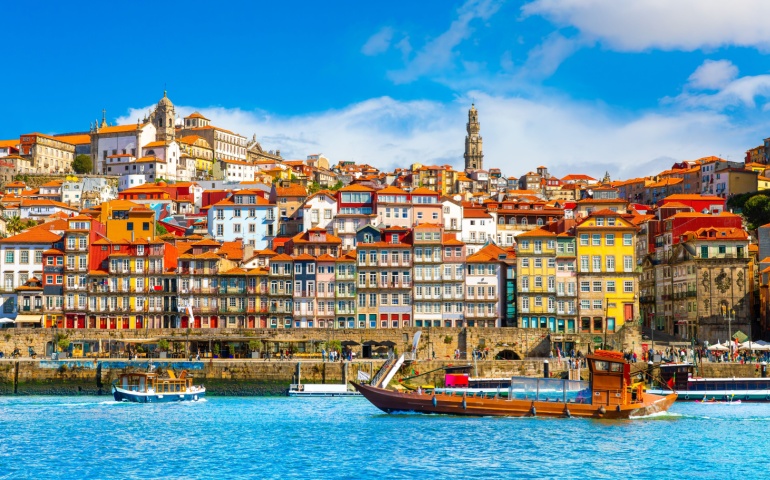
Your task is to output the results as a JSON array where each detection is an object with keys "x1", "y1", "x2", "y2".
[
  {"x1": 91, "y1": 122, "x2": 156, "y2": 175},
  {"x1": 461, "y1": 209, "x2": 496, "y2": 255},
  {"x1": 442, "y1": 197, "x2": 463, "y2": 236},
  {"x1": 213, "y1": 159, "x2": 256, "y2": 182},
  {"x1": 301, "y1": 192, "x2": 337, "y2": 233},
  {"x1": 0, "y1": 229, "x2": 58, "y2": 319},
  {"x1": 19, "y1": 199, "x2": 78, "y2": 220},
  {"x1": 117, "y1": 175, "x2": 147, "y2": 192}
]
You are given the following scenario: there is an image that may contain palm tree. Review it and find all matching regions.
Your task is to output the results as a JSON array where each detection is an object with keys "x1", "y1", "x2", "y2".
[{"x1": 6, "y1": 216, "x2": 23, "y2": 235}]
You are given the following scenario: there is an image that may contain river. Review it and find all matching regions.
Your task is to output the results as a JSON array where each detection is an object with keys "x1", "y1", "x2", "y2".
[{"x1": 0, "y1": 396, "x2": 764, "y2": 479}]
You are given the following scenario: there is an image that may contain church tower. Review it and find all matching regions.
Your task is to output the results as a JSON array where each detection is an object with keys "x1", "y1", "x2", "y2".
[
  {"x1": 464, "y1": 103, "x2": 483, "y2": 171},
  {"x1": 152, "y1": 91, "x2": 176, "y2": 142}
]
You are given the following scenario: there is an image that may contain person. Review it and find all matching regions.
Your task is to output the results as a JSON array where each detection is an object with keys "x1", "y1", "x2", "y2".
[
  {"x1": 196, "y1": 351, "x2": 200, "y2": 361},
  {"x1": 432, "y1": 350, "x2": 436, "y2": 360},
  {"x1": 321, "y1": 349, "x2": 327, "y2": 362},
  {"x1": 417, "y1": 386, "x2": 422, "y2": 395}
]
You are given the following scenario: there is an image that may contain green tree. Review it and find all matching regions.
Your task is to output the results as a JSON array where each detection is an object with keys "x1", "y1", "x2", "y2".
[
  {"x1": 6, "y1": 216, "x2": 23, "y2": 235},
  {"x1": 72, "y1": 154, "x2": 92, "y2": 174},
  {"x1": 248, "y1": 339, "x2": 264, "y2": 353},
  {"x1": 329, "y1": 180, "x2": 344, "y2": 191},
  {"x1": 157, "y1": 339, "x2": 170, "y2": 352},
  {"x1": 308, "y1": 181, "x2": 322, "y2": 194},
  {"x1": 742, "y1": 194, "x2": 770, "y2": 230},
  {"x1": 155, "y1": 223, "x2": 168, "y2": 236}
]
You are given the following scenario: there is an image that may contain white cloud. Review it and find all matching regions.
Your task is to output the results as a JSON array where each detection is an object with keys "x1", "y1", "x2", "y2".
[
  {"x1": 361, "y1": 27, "x2": 394, "y2": 56},
  {"x1": 688, "y1": 60, "x2": 738, "y2": 90},
  {"x1": 387, "y1": 0, "x2": 503, "y2": 84},
  {"x1": 522, "y1": 0, "x2": 770, "y2": 52},
  {"x1": 117, "y1": 92, "x2": 757, "y2": 180},
  {"x1": 671, "y1": 60, "x2": 770, "y2": 110},
  {"x1": 520, "y1": 32, "x2": 587, "y2": 78}
]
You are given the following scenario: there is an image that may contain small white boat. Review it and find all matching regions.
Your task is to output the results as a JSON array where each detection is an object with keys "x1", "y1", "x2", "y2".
[
  {"x1": 112, "y1": 369, "x2": 205, "y2": 403},
  {"x1": 288, "y1": 383, "x2": 360, "y2": 397}
]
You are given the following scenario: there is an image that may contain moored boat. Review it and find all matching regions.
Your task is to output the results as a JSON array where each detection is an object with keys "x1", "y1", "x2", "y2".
[
  {"x1": 647, "y1": 363, "x2": 770, "y2": 402},
  {"x1": 353, "y1": 350, "x2": 677, "y2": 419},
  {"x1": 112, "y1": 369, "x2": 205, "y2": 403}
]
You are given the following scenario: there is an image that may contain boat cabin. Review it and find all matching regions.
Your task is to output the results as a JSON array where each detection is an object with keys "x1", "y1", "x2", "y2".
[
  {"x1": 587, "y1": 350, "x2": 632, "y2": 406},
  {"x1": 117, "y1": 369, "x2": 195, "y2": 394}
]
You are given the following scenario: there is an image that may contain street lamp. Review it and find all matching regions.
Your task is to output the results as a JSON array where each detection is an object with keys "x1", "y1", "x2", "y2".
[
  {"x1": 52, "y1": 323, "x2": 57, "y2": 359},
  {"x1": 729, "y1": 307, "x2": 735, "y2": 359}
]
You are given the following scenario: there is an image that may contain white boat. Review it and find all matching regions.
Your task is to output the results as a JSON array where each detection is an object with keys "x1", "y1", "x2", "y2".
[{"x1": 288, "y1": 383, "x2": 360, "y2": 397}]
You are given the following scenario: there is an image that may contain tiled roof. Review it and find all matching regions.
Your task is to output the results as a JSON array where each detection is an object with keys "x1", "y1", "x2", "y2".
[
  {"x1": 0, "y1": 228, "x2": 61, "y2": 244},
  {"x1": 276, "y1": 184, "x2": 308, "y2": 197}
]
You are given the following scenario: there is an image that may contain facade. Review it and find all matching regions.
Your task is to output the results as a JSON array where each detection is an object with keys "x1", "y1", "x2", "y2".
[
  {"x1": 207, "y1": 190, "x2": 275, "y2": 247},
  {"x1": 178, "y1": 112, "x2": 247, "y2": 162},
  {"x1": 19, "y1": 133, "x2": 75, "y2": 173},
  {"x1": 575, "y1": 210, "x2": 638, "y2": 335}
]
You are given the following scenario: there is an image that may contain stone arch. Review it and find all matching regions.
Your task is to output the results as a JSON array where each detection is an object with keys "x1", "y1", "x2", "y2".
[{"x1": 495, "y1": 349, "x2": 521, "y2": 360}]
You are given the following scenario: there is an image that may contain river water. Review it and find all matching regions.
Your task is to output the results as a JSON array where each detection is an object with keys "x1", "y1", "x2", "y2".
[{"x1": 0, "y1": 396, "x2": 766, "y2": 479}]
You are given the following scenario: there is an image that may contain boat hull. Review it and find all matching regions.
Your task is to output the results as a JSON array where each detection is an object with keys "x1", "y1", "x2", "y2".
[
  {"x1": 352, "y1": 382, "x2": 676, "y2": 419},
  {"x1": 112, "y1": 386, "x2": 206, "y2": 403}
]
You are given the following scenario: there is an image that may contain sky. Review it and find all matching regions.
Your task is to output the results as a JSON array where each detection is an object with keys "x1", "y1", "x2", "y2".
[{"x1": 4, "y1": 0, "x2": 770, "y2": 179}]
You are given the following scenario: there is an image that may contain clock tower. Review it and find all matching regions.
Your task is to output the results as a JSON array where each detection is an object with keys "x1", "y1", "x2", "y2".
[
  {"x1": 152, "y1": 90, "x2": 176, "y2": 143},
  {"x1": 464, "y1": 103, "x2": 483, "y2": 171}
]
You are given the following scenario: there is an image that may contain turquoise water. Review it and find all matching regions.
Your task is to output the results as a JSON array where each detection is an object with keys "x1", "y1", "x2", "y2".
[{"x1": 0, "y1": 396, "x2": 767, "y2": 479}]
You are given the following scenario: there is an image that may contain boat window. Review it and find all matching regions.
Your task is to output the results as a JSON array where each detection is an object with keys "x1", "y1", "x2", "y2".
[
  {"x1": 609, "y1": 362, "x2": 623, "y2": 372},
  {"x1": 594, "y1": 361, "x2": 609, "y2": 371}
]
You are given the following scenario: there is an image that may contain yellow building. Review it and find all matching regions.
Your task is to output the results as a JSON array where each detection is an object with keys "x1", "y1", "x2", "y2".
[
  {"x1": 93, "y1": 200, "x2": 157, "y2": 242},
  {"x1": 516, "y1": 227, "x2": 558, "y2": 330},
  {"x1": 575, "y1": 209, "x2": 638, "y2": 337},
  {"x1": 177, "y1": 135, "x2": 214, "y2": 179},
  {"x1": 758, "y1": 175, "x2": 770, "y2": 191}
]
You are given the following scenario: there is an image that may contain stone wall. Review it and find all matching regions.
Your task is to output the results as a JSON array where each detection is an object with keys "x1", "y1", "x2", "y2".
[{"x1": 0, "y1": 327, "x2": 562, "y2": 361}]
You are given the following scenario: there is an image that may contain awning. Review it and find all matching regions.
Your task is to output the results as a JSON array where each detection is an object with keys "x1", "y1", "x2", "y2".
[
  {"x1": 14, "y1": 315, "x2": 42, "y2": 324},
  {"x1": 116, "y1": 338, "x2": 159, "y2": 344},
  {"x1": 0, "y1": 318, "x2": 14, "y2": 324}
]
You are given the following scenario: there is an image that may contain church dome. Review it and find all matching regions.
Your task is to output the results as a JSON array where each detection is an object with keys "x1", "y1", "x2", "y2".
[{"x1": 158, "y1": 90, "x2": 173, "y2": 107}]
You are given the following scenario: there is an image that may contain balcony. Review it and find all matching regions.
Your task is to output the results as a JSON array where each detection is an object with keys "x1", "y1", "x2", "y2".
[
  {"x1": 219, "y1": 287, "x2": 246, "y2": 295},
  {"x1": 269, "y1": 306, "x2": 292, "y2": 314},
  {"x1": 65, "y1": 245, "x2": 88, "y2": 252},
  {"x1": 220, "y1": 306, "x2": 246, "y2": 314}
]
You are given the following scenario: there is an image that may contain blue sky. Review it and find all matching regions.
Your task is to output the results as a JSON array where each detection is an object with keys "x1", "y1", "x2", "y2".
[{"x1": 4, "y1": 0, "x2": 770, "y2": 178}]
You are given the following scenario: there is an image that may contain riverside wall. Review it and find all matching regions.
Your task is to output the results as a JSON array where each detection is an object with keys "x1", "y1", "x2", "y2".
[
  {"x1": 0, "y1": 325, "x2": 643, "y2": 361},
  {"x1": 0, "y1": 358, "x2": 557, "y2": 396}
]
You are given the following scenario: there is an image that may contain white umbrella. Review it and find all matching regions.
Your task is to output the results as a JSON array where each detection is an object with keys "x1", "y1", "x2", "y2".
[{"x1": 708, "y1": 344, "x2": 729, "y2": 351}]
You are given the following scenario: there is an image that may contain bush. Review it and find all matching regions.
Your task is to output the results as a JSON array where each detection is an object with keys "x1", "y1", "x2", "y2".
[{"x1": 157, "y1": 339, "x2": 170, "y2": 352}]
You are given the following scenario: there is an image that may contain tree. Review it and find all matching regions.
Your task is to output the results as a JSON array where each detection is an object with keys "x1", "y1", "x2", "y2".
[
  {"x1": 157, "y1": 339, "x2": 170, "y2": 352},
  {"x1": 329, "y1": 180, "x2": 344, "y2": 191},
  {"x1": 308, "y1": 181, "x2": 322, "y2": 194},
  {"x1": 742, "y1": 194, "x2": 770, "y2": 230},
  {"x1": 6, "y1": 216, "x2": 23, "y2": 235},
  {"x1": 72, "y1": 154, "x2": 92, "y2": 174},
  {"x1": 155, "y1": 223, "x2": 168, "y2": 236}
]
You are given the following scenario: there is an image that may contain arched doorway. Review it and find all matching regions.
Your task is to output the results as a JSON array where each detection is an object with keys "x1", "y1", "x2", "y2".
[{"x1": 495, "y1": 349, "x2": 521, "y2": 360}]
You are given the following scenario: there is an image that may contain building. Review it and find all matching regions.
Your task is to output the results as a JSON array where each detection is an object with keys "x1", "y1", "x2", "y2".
[
  {"x1": 178, "y1": 112, "x2": 247, "y2": 162},
  {"x1": 575, "y1": 209, "x2": 638, "y2": 336},
  {"x1": 19, "y1": 133, "x2": 76, "y2": 173},
  {"x1": 516, "y1": 228, "x2": 558, "y2": 332},
  {"x1": 464, "y1": 104, "x2": 483, "y2": 171},
  {"x1": 207, "y1": 190, "x2": 275, "y2": 247},
  {"x1": 335, "y1": 184, "x2": 375, "y2": 251}
]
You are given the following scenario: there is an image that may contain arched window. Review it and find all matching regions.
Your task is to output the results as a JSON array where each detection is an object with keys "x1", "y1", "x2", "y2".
[
  {"x1": 536, "y1": 218, "x2": 544, "y2": 226},
  {"x1": 509, "y1": 217, "x2": 516, "y2": 225},
  {"x1": 498, "y1": 217, "x2": 504, "y2": 224},
  {"x1": 521, "y1": 218, "x2": 528, "y2": 226}
]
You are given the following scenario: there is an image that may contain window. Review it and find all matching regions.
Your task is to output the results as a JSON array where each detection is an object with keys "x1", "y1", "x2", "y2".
[
  {"x1": 216, "y1": 224, "x2": 224, "y2": 236},
  {"x1": 233, "y1": 224, "x2": 241, "y2": 233},
  {"x1": 606, "y1": 255, "x2": 615, "y2": 272},
  {"x1": 20, "y1": 251, "x2": 28, "y2": 263},
  {"x1": 593, "y1": 300, "x2": 602, "y2": 310},
  {"x1": 592, "y1": 256, "x2": 601, "y2": 271},
  {"x1": 624, "y1": 281, "x2": 634, "y2": 293},
  {"x1": 127, "y1": 222, "x2": 134, "y2": 231},
  {"x1": 580, "y1": 256, "x2": 588, "y2": 271},
  {"x1": 606, "y1": 280, "x2": 616, "y2": 293},
  {"x1": 592, "y1": 234, "x2": 600, "y2": 246},
  {"x1": 623, "y1": 233, "x2": 633, "y2": 246},
  {"x1": 579, "y1": 234, "x2": 588, "y2": 246},
  {"x1": 592, "y1": 281, "x2": 602, "y2": 292},
  {"x1": 35, "y1": 250, "x2": 43, "y2": 263},
  {"x1": 4, "y1": 251, "x2": 13, "y2": 263},
  {"x1": 605, "y1": 233, "x2": 615, "y2": 246},
  {"x1": 624, "y1": 255, "x2": 633, "y2": 272},
  {"x1": 534, "y1": 259, "x2": 542, "y2": 268},
  {"x1": 580, "y1": 281, "x2": 589, "y2": 292},
  {"x1": 521, "y1": 258, "x2": 529, "y2": 268}
]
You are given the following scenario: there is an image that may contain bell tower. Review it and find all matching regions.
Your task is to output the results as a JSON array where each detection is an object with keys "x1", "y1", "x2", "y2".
[
  {"x1": 464, "y1": 103, "x2": 483, "y2": 171},
  {"x1": 152, "y1": 90, "x2": 176, "y2": 142}
]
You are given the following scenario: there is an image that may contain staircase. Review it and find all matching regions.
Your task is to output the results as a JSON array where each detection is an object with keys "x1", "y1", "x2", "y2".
[{"x1": 369, "y1": 352, "x2": 395, "y2": 387}]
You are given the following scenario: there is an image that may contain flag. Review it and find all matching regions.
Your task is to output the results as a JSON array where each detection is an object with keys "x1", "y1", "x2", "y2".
[
  {"x1": 666, "y1": 377, "x2": 675, "y2": 389},
  {"x1": 187, "y1": 305, "x2": 194, "y2": 320},
  {"x1": 357, "y1": 370, "x2": 371, "y2": 382}
]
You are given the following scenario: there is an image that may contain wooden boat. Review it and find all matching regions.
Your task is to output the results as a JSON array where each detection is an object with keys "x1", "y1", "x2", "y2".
[
  {"x1": 353, "y1": 350, "x2": 677, "y2": 419},
  {"x1": 112, "y1": 369, "x2": 205, "y2": 403},
  {"x1": 648, "y1": 363, "x2": 770, "y2": 402}
]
